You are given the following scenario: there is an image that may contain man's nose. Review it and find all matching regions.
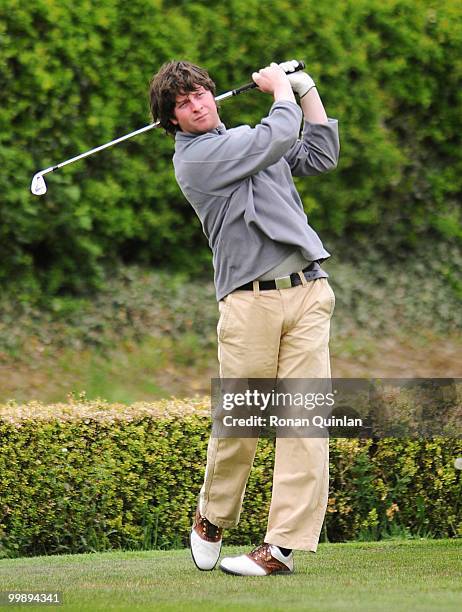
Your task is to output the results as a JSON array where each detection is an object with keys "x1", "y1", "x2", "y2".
[{"x1": 191, "y1": 98, "x2": 203, "y2": 111}]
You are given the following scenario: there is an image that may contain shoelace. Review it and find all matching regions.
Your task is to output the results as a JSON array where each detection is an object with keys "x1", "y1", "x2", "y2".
[
  {"x1": 199, "y1": 516, "x2": 221, "y2": 539},
  {"x1": 250, "y1": 543, "x2": 272, "y2": 561}
]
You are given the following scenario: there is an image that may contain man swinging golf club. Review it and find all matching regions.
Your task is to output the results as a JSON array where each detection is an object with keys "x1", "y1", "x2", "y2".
[{"x1": 149, "y1": 59, "x2": 339, "y2": 576}]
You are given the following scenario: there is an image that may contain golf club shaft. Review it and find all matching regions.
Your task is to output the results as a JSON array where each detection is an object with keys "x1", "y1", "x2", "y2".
[
  {"x1": 43, "y1": 122, "x2": 161, "y2": 175},
  {"x1": 31, "y1": 60, "x2": 305, "y2": 191}
]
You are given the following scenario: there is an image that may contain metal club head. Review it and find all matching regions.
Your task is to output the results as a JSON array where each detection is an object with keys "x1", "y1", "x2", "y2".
[{"x1": 31, "y1": 172, "x2": 47, "y2": 196}]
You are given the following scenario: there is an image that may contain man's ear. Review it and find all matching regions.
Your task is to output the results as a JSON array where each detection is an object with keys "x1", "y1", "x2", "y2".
[{"x1": 170, "y1": 117, "x2": 178, "y2": 125}]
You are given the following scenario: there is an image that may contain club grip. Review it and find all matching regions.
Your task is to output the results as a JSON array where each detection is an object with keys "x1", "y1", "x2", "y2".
[
  {"x1": 285, "y1": 60, "x2": 305, "y2": 74},
  {"x1": 232, "y1": 60, "x2": 306, "y2": 97}
]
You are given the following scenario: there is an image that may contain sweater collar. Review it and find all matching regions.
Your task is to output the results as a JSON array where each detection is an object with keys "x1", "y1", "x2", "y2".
[{"x1": 175, "y1": 122, "x2": 227, "y2": 141}]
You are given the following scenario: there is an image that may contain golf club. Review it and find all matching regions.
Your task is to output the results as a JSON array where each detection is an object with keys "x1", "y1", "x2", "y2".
[{"x1": 30, "y1": 60, "x2": 305, "y2": 196}]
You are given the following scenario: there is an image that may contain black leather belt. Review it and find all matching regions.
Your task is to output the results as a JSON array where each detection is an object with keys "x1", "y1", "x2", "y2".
[{"x1": 235, "y1": 262, "x2": 318, "y2": 291}]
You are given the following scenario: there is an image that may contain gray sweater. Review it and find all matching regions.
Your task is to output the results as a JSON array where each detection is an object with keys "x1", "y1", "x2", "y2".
[{"x1": 174, "y1": 100, "x2": 340, "y2": 301}]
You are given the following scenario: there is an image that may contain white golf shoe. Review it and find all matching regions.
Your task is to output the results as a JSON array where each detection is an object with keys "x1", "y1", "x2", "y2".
[
  {"x1": 219, "y1": 543, "x2": 294, "y2": 576},
  {"x1": 190, "y1": 506, "x2": 223, "y2": 571}
]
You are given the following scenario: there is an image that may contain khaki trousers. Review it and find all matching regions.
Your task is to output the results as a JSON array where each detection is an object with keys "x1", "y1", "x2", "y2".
[{"x1": 199, "y1": 276, "x2": 335, "y2": 552}]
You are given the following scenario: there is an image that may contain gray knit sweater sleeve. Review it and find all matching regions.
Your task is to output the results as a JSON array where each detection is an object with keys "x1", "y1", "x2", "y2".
[
  {"x1": 284, "y1": 118, "x2": 339, "y2": 176},
  {"x1": 175, "y1": 101, "x2": 303, "y2": 196}
]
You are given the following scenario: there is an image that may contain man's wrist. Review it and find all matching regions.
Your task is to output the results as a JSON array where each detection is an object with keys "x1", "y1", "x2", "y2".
[
  {"x1": 273, "y1": 82, "x2": 296, "y2": 103},
  {"x1": 300, "y1": 84, "x2": 317, "y2": 99}
]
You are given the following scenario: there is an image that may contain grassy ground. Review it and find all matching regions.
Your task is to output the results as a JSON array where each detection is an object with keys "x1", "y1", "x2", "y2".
[
  {"x1": 1, "y1": 261, "x2": 461, "y2": 404},
  {"x1": 1, "y1": 330, "x2": 461, "y2": 404},
  {"x1": 0, "y1": 540, "x2": 460, "y2": 611}
]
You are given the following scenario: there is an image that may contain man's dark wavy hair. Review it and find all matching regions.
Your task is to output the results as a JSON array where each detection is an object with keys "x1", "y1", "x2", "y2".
[{"x1": 149, "y1": 60, "x2": 217, "y2": 136}]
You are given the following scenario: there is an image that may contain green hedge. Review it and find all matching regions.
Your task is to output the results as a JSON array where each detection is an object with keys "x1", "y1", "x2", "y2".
[
  {"x1": 0, "y1": 399, "x2": 460, "y2": 558},
  {"x1": 1, "y1": 0, "x2": 461, "y2": 293}
]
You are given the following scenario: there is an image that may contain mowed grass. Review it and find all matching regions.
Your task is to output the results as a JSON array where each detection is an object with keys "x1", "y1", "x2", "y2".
[{"x1": 0, "y1": 540, "x2": 460, "y2": 611}]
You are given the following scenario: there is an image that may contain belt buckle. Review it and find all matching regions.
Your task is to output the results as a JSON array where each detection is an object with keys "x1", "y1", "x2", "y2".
[{"x1": 275, "y1": 275, "x2": 292, "y2": 290}]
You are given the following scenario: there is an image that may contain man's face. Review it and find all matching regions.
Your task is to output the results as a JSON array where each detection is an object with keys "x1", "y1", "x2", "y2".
[{"x1": 171, "y1": 86, "x2": 220, "y2": 134}]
